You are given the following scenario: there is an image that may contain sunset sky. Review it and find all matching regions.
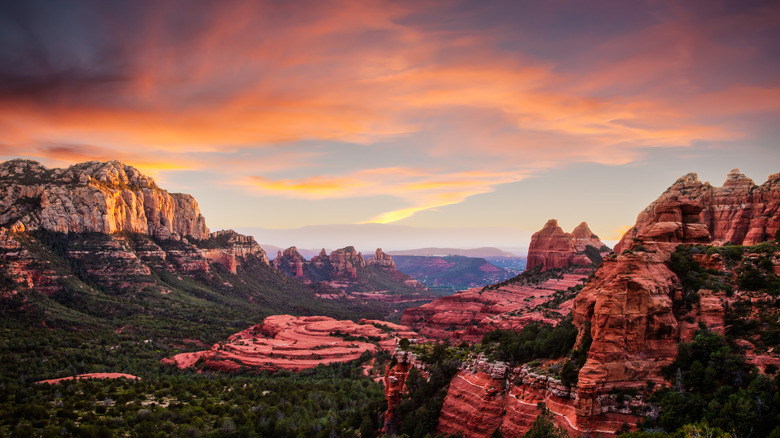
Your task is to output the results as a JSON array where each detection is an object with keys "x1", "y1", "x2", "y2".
[{"x1": 1, "y1": 0, "x2": 779, "y2": 251}]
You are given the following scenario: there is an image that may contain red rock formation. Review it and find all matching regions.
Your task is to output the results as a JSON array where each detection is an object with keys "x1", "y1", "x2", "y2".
[
  {"x1": 329, "y1": 246, "x2": 365, "y2": 278},
  {"x1": 527, "y1": 220, "x2": 610, "y2": 272},
  {"x1": 382, "y1": 350, "x2": 424, "y2": 432},
  {"x1": 271, "y1": 246, "x2": 428, "y2": 297},
  {"x1": 615, "y1": 170, "x2": 780, "y2": 253},
  {"x1": 572, "y1": 170, "x2": 780, "y2": 431},
  {"x1": 368, "y1": 248, "x2": 396, "y2": 268},
  {"x1": 163, "y1": 315, "x2": 419, "y2": 372},
  {"x1": 202, "y1": 230, "x2": 269, "y2": 273},
  {"x1": 434, "y1": 357, "x2": 636, "y2": 437}
]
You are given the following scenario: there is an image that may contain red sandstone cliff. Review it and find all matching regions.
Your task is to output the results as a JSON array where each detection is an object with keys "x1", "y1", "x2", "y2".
[
  {"x1": 404, "y1": 170, "x2": 780, "y2": 437},
  {"x1": 527, "y1": 220, "x2": 610, "y2": 272},
  {"x1": 615, "y1": 169, "x2": 780, "y2": 253}
]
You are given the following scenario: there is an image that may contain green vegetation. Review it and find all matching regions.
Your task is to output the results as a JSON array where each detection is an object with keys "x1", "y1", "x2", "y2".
[
  {"x1": 0, "y1": 360, "x2": 386, "y2": 437},
  {"x1": 480, "y1": 318, "x2": 579, "y2": 367},
  {"x1": 0, "y1": 230, "x2": 408, "y2": 436},
  {"x1": 642, "y1": 330, "x2": 780, "y2": 437},
  {"x1": 523, "y1": 404, "x2": 568, "y2": 438},
  {"x1": 385, "y1": 342, "x2": 463, "y2": 438}
]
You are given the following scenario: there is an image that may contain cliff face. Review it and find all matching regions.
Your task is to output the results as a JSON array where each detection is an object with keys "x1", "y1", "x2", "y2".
[
  {"x1": 201, "y1": 230, "x2": 270, "y2": 274},
  {"x1": 0, "y1": 159, "x2": 209, "y2": 240},
  {"x1": 407, "y1": 170, "x2": 780, "y2": 437},
  {"x1": 571, "y1": 170, "x2": 780, "y2": 431},
  {"x1": 527, "y1": 220, "x2": 610, "y2": 272}
]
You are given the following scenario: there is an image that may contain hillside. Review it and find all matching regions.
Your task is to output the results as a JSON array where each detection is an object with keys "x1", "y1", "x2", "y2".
[{"x1": 392, "y1": 254, "x2": 514, "y2": 293}]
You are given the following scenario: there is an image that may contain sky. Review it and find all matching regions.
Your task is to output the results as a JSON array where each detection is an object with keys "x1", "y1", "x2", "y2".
[{"x1": 1, "y1": 0, "x2": 779, "y2": 252}]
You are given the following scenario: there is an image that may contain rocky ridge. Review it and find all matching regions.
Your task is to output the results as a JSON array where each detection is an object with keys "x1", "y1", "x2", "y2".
[
  {"x1": 392, "y1": 170, "x2": 780, "y2": 436},
  {"x1": 271, "y1": 246, "x2": 428, "y2": 298}
]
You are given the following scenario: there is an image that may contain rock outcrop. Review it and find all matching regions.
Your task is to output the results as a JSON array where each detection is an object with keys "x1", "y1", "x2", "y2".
[
  {"x1": 615, "y1": 169, "x2": 780, "y2": 252},
  {"x1": 527, "y1": 220, "x2": 610, "y2": 272},
  {"x1": 0, "y1": 159, "x2": 209, "y2": 240},
  {"x1": 382, "y1": 350, "x2": 426, "y2": 431},
  {"x1": 162, "y1": 315, "x2": 418, "y2": 372},
  {"x1": 0, "y1": 159, "x2": 274, "y2": 297},
  {"x1": 401, "y1": 271, "x2": 591, "y2": 342}
]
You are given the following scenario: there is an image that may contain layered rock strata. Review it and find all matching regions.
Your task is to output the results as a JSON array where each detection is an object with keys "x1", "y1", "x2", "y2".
[
  {"x1": 401, "y1": 219, "x2": 608, "y2": 342},
  {"x1": 0, "y1": 160, "x2": 270, "y2": 296},
  {"x1": 436, "y1": 360, "x2": 642, "y2": 437},
  {"x1": 162, "y1": 315, "x2": 418, "y2": 372},
  {"x1": 615, "y1": 169, "x2": 780, "y2": 252},
  {"x1": 401, "y1": 271, "x2": 591, "y2": 342}
]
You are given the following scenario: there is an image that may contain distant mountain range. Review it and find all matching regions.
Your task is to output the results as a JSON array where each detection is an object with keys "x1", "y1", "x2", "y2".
[{"x1": 387, "y1": 247, "x2": 518, "y2": 257}]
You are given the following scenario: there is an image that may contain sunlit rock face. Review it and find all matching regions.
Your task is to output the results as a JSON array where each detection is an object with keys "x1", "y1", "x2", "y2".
[
  {"x1": 615, "y1": 169, "x2": 780, "y2": 253},
  {"x1": 0, "y1": 159, "x2": 269, "y2": 297},
  {"x1": 0, "y1": 159, "x2": 209, "y2": 239}
]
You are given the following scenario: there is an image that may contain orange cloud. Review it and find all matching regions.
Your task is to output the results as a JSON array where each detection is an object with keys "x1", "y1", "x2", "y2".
[
  {"x1": 244, "y1": 167, "x2": 526, "y2": 223},
  {"x1": 1, "y1": 0, "x2": 777, "y2": 225}
]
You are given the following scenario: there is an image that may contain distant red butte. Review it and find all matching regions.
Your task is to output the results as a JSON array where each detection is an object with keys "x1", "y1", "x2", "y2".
[
  {"x1": 526, "y1": 220, "x2": 610, "y2": 272},
  {"x1": 36, "y1": 373, "x2": 140, "y2": 385},
  {"x1": 162, "y1": 315, "x2": 419, "y2": 372}
]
